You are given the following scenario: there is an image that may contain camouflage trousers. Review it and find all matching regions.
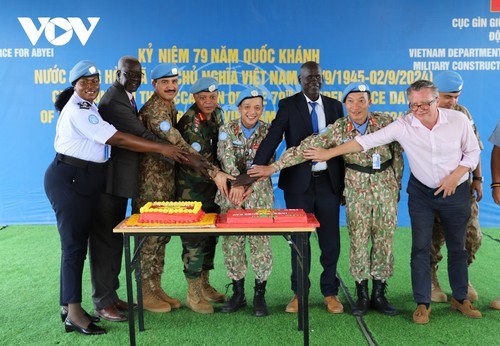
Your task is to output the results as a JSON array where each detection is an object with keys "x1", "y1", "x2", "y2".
[
  {"x1": 222, "y1": 235, "x2": 273, "y2": 281},
  {"x1": 181, "y1": 235, "x2": 218, "y2": 279},
  {"x1": 346, "y1": 199, "x2": 398, "y2": 282},
  {"x1": 430, "y1": 195, "x2": 482, "y2": 267},
  {"x1": 140, "y1": 235, "x2": 171, "y2": 280}
]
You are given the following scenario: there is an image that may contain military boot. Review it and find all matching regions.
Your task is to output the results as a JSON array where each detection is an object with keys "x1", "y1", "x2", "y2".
[
  {"x1": 371, "y1": 280, "x2": 398, "y2": 316},
  {"x1": 186, "y1": 277, "x2": 214, "y2": 314},
  {"x1": 150, "y1": 274, "x2": 182, "y2": 309},
  {"x1": 201, "y1": 270, "x2": 226, "y2": 303},
  {"x1": 467, "y1": 281, "x2": 478, "y2": 302},
  {"x1": 142, "y1": 281, "x2": 171, "y2": 313},
  {"x1": 220, "y1": 278, "x2": 247, "y2": 313},
  {"x1": 253, "y1": 280, "x2": 268, "y2": 317},
  {"x1": 352, "y1": 280, "x2": 370, "y2": 316},
  {"x1": 431, "y1": 265, "x2": 447, "y2": 303}
]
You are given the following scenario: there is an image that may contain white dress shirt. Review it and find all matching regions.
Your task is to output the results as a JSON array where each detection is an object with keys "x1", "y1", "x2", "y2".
[
  {"x1": 355, "y1": 108, "x2": 480, "y2": 188},
  {"x1": 304, "y1": 94, "x2": 327, "y2": 172}
]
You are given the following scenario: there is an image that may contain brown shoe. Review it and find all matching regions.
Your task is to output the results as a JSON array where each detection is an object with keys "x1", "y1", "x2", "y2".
[
  {"x1": 490, "y1": 297, "x2": 500, "y2": 310},
  {"x1": 114, "y1": 298, "x2": 137, "y2": 312},
  {"x1": 285, "y1": 295, "x2": 298, "y2": 313},
  {"x1": 451, "y1": 298, "x2": 482, "y2": 318},
  {"x1": 95, "y1": 304, "x2": 127, "y2": 322},
  {"x1": 324, "y1": 296, "x2": 344, "y2": 314},
  {"x1": 413, "y1": 304, "x2": 431, "y2": 324}
]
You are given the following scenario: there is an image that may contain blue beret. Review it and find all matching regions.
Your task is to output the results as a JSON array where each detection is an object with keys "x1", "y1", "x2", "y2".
[
  {"x1": 236, "y1": 87, "x2": 264, "y2": 106},
  {"x1": 434, "y1": 71, "x2": 463, "y2": 93},
  {"x1": 342, "y1": 82, "x2": 371, "y2": 102},
  {"x1": 69, "y1": 60, "x2": 99, "y2": 84},
  {"x1": 151, "y1": 63, "x2": 179, "y2": 80},
  {"x1": 190, "y1": 77, "x2": 218, "y2": 94}
]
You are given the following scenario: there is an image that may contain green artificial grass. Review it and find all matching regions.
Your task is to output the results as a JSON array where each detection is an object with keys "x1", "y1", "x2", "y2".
[{"x1": 0, "y1": 225, "x2": 498, "y2": 345}]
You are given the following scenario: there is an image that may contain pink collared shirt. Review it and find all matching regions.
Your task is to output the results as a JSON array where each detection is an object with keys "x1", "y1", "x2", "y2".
[{"x1": 355, "y1": 108, "x2": 480, "y2": 188}]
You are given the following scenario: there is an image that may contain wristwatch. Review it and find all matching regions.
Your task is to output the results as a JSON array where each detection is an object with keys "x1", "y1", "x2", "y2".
[{"x1": 472, "y1": 176, "x2": 484, "y2": 182}]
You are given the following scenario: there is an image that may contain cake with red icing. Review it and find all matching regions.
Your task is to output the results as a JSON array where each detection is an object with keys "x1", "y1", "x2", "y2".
[
  {"x1": 138, "y1": 201, "x2": 205, "y2": 224},
  {"x1": 226, "y1": 209, "x2": 307, "y2": 224}
]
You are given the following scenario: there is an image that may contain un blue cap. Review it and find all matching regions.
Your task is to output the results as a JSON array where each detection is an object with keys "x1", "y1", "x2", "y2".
[
  {"x1": 151, "y1": 63, "x2": 179, "y2": 80},
  {"x1": 342, "y1": 82, "x2": 371, "y2": 102},
  {"x1": 434, "y1": 71, "x2": 463, "y2": 93},
  {"x1": 236, "y1": 87, "x2": 264, "y2": 106},
  {"x1": 69, "y1": 60, "x2": 99, "y2": 84},
  {"x1": 190, "y1": 77, "x2": 218, "y2": 94}
]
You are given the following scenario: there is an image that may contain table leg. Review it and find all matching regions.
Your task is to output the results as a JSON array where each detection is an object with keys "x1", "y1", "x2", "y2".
[
  {"x1": 301, "y1": 233, "x2": 310, "y2": 346},
  {"x1": 124, "y1": 235, "x2": 136, "y2": 346},
  {"x1": 133, "y1": 235, "x2": 145, "y2": 331}
]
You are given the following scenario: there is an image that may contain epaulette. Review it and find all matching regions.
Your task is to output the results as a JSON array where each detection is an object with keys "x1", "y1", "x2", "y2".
[{"x1": 78, "y1": 101, "x2": 92, "y2": 110}]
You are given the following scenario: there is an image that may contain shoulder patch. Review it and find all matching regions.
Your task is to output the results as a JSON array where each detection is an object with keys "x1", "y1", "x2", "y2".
[
  {"x1": 219, "y1": 131, "x2": 228, "y2": 141},
  {"x1": 159, "y1": 120, "x2": 171, "y2": 132},
  {"x1": 78, "y1": 101, "x2": 92, "y2": 110},
  {"x1": 88, "y1": 114, "x2": 99, "y2": 124},
  {"x1": 191, "y1": 142, "x2": 202, "y2": 152}
]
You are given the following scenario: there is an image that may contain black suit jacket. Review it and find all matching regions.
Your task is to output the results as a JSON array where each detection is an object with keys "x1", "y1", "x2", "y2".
[
  {"x1": 253, "y1": 92, "x2": 345, "y2": 195},
  {"x1": 98, "y1": 81, "x2": 158, "y2": 198}
]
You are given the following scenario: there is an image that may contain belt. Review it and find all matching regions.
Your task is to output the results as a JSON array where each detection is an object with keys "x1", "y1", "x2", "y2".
[
  {"x1": 345, "y1": 159, "x2": 392, "y2": 174},
  {"x1": 311, "y1": 169, "x2": 327, "y2": 178},
  {"x1": 57, "y1": 153, "x2": 107, "y2": 170}
]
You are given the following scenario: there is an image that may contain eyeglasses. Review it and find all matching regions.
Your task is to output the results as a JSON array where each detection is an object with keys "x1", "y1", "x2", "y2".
[
  {"x1": 408, "y1": 98, "x2": 437, "y2": 111},
  {"x1": 121, "y1": 71, "x2": 144, "y2": 80}
]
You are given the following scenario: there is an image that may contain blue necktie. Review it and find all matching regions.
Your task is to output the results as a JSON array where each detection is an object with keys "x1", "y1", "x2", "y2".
[{"x1": 309, "y1": 101, "x2": 318, "y2": 134}]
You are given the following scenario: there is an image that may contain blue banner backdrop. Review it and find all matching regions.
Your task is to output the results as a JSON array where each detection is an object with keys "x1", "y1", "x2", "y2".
[{"x1": 0, "y1": 0, "x2": 499, "y2": 226}]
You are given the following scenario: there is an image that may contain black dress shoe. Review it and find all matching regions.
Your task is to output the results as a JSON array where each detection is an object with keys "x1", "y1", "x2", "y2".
[
  {"x1": 60, "y1": 307, "x2": 100, "y2": 323},
  {"x1": 64, "y1": 318, "x2": 107, "y2": 335}
]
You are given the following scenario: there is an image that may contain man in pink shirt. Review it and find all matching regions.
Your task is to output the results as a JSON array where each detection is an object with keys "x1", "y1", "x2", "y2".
[{"x1": 295, "y1": 80, "x2": 481, "y2": 324}]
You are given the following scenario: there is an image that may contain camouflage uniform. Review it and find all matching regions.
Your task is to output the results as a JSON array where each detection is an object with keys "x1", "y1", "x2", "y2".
[
  {"x1": 273, "y1": 112, "x2": 404, "y2": 282},
  {"x1": 132, "y1": 93, "x2": 199, "y2": 281},
  {"x1": 215, "y1": 120, "x2": 274, "y2": 281},
  {"x1": 176, "y1": 103, "x2": 224, "y2": 279},
  {"x1": 431, "y1": 104, "x2": 483, "y2": 267}
]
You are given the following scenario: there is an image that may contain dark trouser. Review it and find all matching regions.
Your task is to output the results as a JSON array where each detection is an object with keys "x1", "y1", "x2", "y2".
[
  {"x1": 284, "y1": 170, "x2": 341, "y2": 297},
  {"x1": 88, "y1": 193, "x2": 127, "y2": 310},
  {"x1": 181, "y1": 235, "x2": 218, "y2": 279},
  {"x1": 44, "y1": 157, "x2": 105, "y2": 305},
  {"x1": 407, "y1": 175, "x2": 470, "y2": 304}
]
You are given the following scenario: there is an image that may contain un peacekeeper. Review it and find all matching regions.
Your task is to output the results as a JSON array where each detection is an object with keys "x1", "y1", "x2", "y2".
[
  {"x1": 215, "y1": 87, "x2": 274, "y2": 317},
  {"x1": 133, "y1": 65, "x2": 232, "y2": 313},
  {"x1": 248, "y1": 82, "x2": 404, "y2": 316},
  {"x1": 176, "y1": 77, "x2": 226, "y2": 314},
  {"x1": 430, "y1": 71, "x2": 483, "y2": 303}
]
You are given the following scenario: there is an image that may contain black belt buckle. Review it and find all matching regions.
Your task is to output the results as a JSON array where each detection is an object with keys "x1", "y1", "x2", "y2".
[{"x1": 311, "y1": 170, "x2": 324, "y2": 178}]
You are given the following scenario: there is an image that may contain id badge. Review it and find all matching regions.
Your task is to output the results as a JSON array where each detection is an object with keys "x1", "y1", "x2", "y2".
[{"x1": 372, "y1": 153, "x2": 381, "y2": 169}]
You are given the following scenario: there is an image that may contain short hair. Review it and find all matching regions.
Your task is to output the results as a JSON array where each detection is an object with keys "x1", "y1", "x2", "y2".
[{"x1": 406, "y1": 80, "x2": 439, "y2": 99}]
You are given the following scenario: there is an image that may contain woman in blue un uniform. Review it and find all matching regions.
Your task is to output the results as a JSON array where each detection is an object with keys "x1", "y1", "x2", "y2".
[{"x1": 44, "y1": 60, "x2": 187, "y2": 335}]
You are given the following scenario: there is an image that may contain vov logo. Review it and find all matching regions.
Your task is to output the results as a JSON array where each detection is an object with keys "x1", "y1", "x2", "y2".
[{"x1": 18, "y1": 17, "x2": 100, "y2": 46}]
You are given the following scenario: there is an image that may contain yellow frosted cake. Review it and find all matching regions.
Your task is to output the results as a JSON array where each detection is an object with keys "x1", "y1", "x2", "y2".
[{"x1": 138, "y1": 201, "x2": 205, "y2": 223}]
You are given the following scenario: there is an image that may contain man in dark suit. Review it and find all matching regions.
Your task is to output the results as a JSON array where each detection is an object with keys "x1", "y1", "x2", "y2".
[
  {"x1": 249, "y1": 61, "x2": 345, "y2": 314},
  {"x1": 88, "y1": 56, "x2": 154, "y2": 321}
]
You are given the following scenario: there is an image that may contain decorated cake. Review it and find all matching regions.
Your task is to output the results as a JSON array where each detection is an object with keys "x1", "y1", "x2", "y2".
[
  {"x1": 226, "y1": 209, "x2": 307, "y2": 224},
  {"x1": 138, "y1": 201, "x2": 205, "y2": 224}
]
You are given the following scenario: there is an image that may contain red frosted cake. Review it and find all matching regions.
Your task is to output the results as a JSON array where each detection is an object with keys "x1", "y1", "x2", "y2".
[
  {"x1": 138, "y1": 201, "x2": 205, "y2": 224},
  {"x1": 226, "y1": 209, "x2": 307, "y2": 224}
]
